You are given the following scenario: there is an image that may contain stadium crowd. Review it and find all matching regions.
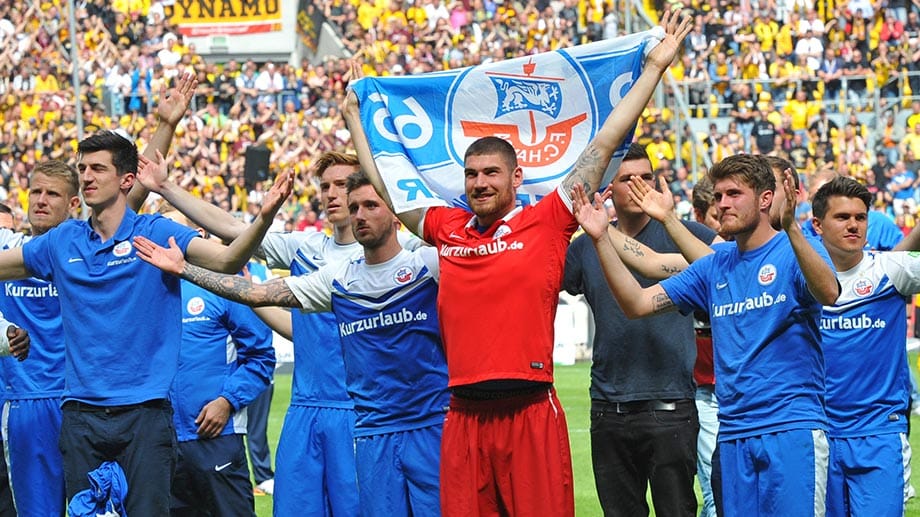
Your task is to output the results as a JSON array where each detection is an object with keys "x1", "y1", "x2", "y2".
[{"x1": 1, "y1": 0, "x2": 919, "y2": 237}]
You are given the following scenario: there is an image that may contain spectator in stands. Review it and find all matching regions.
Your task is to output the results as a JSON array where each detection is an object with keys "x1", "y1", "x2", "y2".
[
  {"x1": 809, "y1": 109, "x2": 839, "y2": 147},
  {"x1": 902, "y1": 123, "x2": 920, "y2": 160},
  {"x1": 876, "y1": 111, "x2": 905, "y2": 162},
  {"x1": 817, "y1": 48, "x2": 845, "y2": 109},
  {"x1": 842, "y1": 46, "x2": 870, "y2": 107},
  {"x1": 795, "y1": 28, "x2": 824, "y2": 73},
  {"x1": 768, "y1": 53, "x2": 797, "y2": 101},
  {"x1": 889, "y1": 159, "x2": 918, "y2": 216},
  {"x1": 684, "y1": 54, "x2": 711, "y2": 111},
  {"x1": 729, "y1": 82, "x2": 757, "y2": 152},
  {"x1": 752, "y1": 109, "x2": 778, "y2": 154},
  {"x1": 708, "y1": 51, "x2": 734, "y2": 104},
  {"x1": 872, "y1": 152, "x2": 895, "y2": 193},
  {"x1": 881, "y1": 10, "x2": 905, "y2": 43}
]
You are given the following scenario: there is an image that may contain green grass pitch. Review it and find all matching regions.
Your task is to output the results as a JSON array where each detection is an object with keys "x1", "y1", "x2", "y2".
[{"x1": 254, "y1": 358, "x2": 920, "y2": 516}]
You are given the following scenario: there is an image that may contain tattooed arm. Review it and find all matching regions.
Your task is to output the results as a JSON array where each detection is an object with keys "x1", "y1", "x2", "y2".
[
  {"x1": 572, "y1": 185, "x2": 676, "y2": 318},
  {"x1": 181, "y1": 263, "x2": 302, "y2": 307},
  {"x1": 133, "y1": 235, "x2": 307, "y2": 309},
  {"x1": 604, "y1": 225, "x2": 690, "y2": 279},
  {"x1": 560, "y1": 10, "x2": 692, "y2": 197}
]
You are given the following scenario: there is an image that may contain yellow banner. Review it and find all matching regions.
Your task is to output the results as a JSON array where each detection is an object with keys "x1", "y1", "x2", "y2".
[{"x1": 170, "y1": 0, "x2": 282, "y2": 35}]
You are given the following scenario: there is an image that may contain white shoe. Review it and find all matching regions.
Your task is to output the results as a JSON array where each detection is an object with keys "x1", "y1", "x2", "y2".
[
  {"x1": 257, "y1": 479, "x2": 274, "y2": 495},
  {"x1": 908, "y1": 484, "x2": 916, "y2": 500}
]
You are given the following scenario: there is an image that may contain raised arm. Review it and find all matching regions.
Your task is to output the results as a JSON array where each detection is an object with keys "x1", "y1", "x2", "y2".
[
  {"x1": 780, "y1": 170, "x2": 839, "y2": 305},
  {"x1": 605, "y1": 225, "x2": 691, "y2": 279},
  {"x1": 590, "y1": 184, "x2": 691, "y2": 278},
  {"x1": 628, "y1": 175, "x2": 719, "y2": 262},
  {"x1": 134, "y1": 235, "x2": 302, "y2": 307},
  {"x1": 185, "y1": 168, "x2": 292, "y2": 273},
  {"x1": 139, "y1": 151, "x2": 294, "y2": 273},
  {"x1": 560, "y1": 10, "x2": 692, "y2": 196},
  {"x1": 342, "y1": 82, "x2": 426, "y2": 236},
  {"x1": 572, "y1": 184, "x2": 676, "y2": 318},
  {"x1": 135, "y1": 152, "x2": 250, "y2": 242},
  {"x1": 129, "y1": 72, "x2": 198, "y2": 211}
]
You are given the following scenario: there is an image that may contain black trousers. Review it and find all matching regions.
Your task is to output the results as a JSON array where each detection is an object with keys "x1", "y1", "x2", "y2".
[
  {"x1": 171, "y1": 434, "x2": 255, "y2": 517},
  {"x1": 590, "y1": 399, "x2": 699, "y2": 517},
  {"x1": 60, "y1": 400, "x2": 177, "y2": 517}
]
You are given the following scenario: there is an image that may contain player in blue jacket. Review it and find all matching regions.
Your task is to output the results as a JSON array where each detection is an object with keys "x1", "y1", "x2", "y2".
[{"x1": 164, "y1": 207, "x2": 276, "y2": 516}]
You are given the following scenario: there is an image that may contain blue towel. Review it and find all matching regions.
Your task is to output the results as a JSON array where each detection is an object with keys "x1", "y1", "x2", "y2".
[{"x1": 67, "y1": 461, "x2": 128, "y2": 517}]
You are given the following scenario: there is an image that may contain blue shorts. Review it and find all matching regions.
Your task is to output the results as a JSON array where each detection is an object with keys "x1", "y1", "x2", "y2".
[
  {"x1": 2, "y1": 398, "x2": 64, "y2": 516},
  {"x1": 274, "y1": 405, "x2": 358, "y2": 517},
  {"x1": 355, "y1": 423, "x2": 442, "y2": 517},
  {"x1": 720, "y1": 429, "x2": 828, "y2": 517},
  {"x1": 826, "y1": 433, "x2": 908, "y2": 517}
]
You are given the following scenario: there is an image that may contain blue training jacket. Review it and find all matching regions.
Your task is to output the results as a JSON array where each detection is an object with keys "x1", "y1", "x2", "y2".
[{"x1": 171, "y1": 281, "x2": 275, "y2": 442}]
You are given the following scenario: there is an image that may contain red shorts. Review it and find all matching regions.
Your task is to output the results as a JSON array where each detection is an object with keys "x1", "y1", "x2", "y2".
[{"x1": 440, "y1": 388, "x2": 574, "y2": 517}]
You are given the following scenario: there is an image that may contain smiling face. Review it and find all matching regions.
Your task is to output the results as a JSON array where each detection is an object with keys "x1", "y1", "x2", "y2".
[
  {"x1": 463, "y1": 152, "x2": 522, "y2": 229},
  {"x1": 814, "y1": 195, "x2": 868, "y2": 261}
]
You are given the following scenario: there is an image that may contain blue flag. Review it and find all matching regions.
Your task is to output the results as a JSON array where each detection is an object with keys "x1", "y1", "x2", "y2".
[{"x1": 351, "y1": 28, "x2": 664, "y2": 213}]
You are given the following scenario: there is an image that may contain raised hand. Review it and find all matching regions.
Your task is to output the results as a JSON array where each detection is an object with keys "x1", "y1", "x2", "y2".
[
  {"x1": 260, "y1": 169, "x2": 294, "y2": 219},
  {"x1": 780, "y1": 168, "x2": 798, "y2": 232},
  {"x1": 134, "y1": 236, "x2": 186, "y2": 276},
  {"x1": 156, "y1": 72, "x2": 198, "y2": 127},
  {"x1": 572, "y1": 184, "x2": 610, "y2": 240},
  {"x1": 628, "y1": 175, "x2": 675, "y2": 222},
  {"x1": 136, "y1": 150, "x2": 170, "y2": 193},
  {"x1": 646, "y1": 10, "x2": 693, "y2": 72},
  {"x1": 342, "y1": 59, "x2": 364, "y2": 117},
  {"x1": 7, "y1": 326, "x2": 29, "y2": 361}
]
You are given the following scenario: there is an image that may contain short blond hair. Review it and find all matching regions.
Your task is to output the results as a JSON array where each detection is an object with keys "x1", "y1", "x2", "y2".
[{"x1": 31, "y1": 160, "x2": 79, "y2": 197}]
